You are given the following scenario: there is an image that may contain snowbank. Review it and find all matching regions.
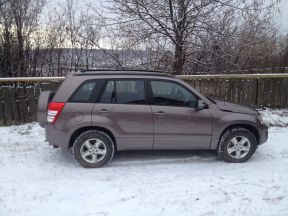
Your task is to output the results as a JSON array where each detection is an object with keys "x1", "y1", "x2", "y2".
[{"x1": 259, "y1": 108, "x2": 288, "y2": 127}]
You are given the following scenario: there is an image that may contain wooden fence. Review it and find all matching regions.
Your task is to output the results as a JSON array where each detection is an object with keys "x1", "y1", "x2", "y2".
[{"x1": 0, "y1": 74, "x2": 288, "y2": 126}]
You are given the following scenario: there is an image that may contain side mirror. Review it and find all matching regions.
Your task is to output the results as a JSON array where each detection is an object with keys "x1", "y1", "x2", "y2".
[{"x1": 197, "y1": 99, "x2": 207, "y2": 110}]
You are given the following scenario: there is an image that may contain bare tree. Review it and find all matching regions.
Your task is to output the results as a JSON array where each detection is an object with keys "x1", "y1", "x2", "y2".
[
  {"x1": 0, "y1": 0, "x2": 285, "y2": 77},
  {"x1": 107, "y1": 0, "x2": 280, "y2": 74},
  {"x1": 0, "y1": 0, "x2": 46, "y2": 77},
  {"x1": 10, "y1": 0, "x2": 46, "y2": 76},
  {"x1": 0, "y1": 0, "x2": 15, "y2": 77}
]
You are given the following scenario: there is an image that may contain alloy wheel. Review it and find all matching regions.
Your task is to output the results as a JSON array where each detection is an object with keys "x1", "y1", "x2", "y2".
[
  {"x1": 80, "y1": 139, "x2": 107, "y2": 163},
  {"x1": 227, "y1": 136, "x2": 251, "y2": 159}
]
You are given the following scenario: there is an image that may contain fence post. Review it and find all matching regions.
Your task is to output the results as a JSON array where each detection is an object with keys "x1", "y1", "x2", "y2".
[
  {"x1": 0, "y1": 87, "x2": 4, "y2": 126},
  {"x1": 2, "y1": 87, "x2": 13, "y2": 125},
  {"x1": 255, "y1": 79, "x2": 259, "y2": 107}
]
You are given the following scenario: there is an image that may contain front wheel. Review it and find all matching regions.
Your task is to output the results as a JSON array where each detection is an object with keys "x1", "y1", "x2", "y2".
[
  {"x1": 72, "y1": 130, "x2": 115, "y2": 168},
  {"x1": 217, "y1": 128, "x2": 257, "y2": 163}
]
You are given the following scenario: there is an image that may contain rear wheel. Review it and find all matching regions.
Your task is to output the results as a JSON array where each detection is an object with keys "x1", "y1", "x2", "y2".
[
  {"x1": 217, "y1": 128, "x2": 257, "y2": 163},
  {"x1": 72, "y1": 130, "x2": 115, "y2": 168}
]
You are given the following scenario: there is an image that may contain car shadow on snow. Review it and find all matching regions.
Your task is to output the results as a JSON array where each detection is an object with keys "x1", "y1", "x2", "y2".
[
  {"x1": 110, "y1": 150, "x2": 219, "y2": 167},
  {"x1": 51, "y1": 147, "x2": 269, "y2": 168},
  {"x1": 50, "y1": 149, "x2": 220, "y2": 168}
]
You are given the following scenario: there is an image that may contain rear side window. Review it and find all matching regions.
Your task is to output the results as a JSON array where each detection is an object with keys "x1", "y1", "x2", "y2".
[
  {"x1": 100, "y1": 80, "x2": 146, "y2": 104},
  {"x1": 69, "y1": 80, "x2": 104, "y2": 103}
]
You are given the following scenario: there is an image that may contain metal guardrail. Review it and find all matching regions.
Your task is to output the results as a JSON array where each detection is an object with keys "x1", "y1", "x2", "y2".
[
  {"x1": 0, "y1": 76, "x2": 65, "y2": 82},
  {"x1": 178, "y1": 73, "x2": 288, "y2": 79},
  {"x1": 0, "y1": 73, "x2": 288, "y2": 82}
]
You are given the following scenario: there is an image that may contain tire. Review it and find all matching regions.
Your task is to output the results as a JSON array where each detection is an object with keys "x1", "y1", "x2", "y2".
[
  {"x1": 72, "y1": 130, "x2": 115, "y2": 168},
  {"x1": 217, "y1": 127, "x2": 257, "y2": 163}
]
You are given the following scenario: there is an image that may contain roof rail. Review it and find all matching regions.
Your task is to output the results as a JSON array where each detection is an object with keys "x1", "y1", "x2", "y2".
[
  {"x1": 79, "y1": 69, "x2": 169, "y2": 73},
  {"x1": 74, "y1": 69, "x2": 174, "y2": 77}
]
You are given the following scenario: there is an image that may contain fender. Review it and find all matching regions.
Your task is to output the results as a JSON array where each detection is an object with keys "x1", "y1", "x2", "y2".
[{"x1": 209, "y1": 111, "x2": 260, "y2": 150}]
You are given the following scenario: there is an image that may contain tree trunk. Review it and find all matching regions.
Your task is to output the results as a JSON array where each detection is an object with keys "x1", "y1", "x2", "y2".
[
  {"x1": 3, "y1": 24, "x2": 12, "y2": 77},
  {"x1": 57, "y1": 49, "x2": 62, "y2": 76},
  {"x1": 173, "y1": 43, "x2": 185, "y2": 75},
  {"x1": 16, "y1": 25, "x2": 25, "y2": 77}
]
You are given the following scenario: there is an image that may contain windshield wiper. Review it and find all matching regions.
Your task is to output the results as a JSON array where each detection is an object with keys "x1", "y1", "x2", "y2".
[{"x1": 207, "y1": 97, "x2": 216, "y2": 104}]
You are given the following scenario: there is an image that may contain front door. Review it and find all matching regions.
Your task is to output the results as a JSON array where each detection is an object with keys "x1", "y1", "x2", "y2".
[
  {"x1": 92, "y1": 79, "x2": 153, "y2": 150},
  {"x1": 149, "y1": 80, "x2": 213, "y2": 150}
]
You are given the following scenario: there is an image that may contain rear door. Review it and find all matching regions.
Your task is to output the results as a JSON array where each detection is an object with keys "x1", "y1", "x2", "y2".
[
  {"x1": 149, "y1": 79, "x2": 213, "y2": 150},
  {"x1": 92, "y1": 79, "x2": 153, "y2": 150}
]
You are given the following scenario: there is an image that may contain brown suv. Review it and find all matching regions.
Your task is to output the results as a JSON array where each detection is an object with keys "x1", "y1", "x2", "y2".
[{"x1": 38, "y1": 70, "x2": 268, "y2": 168}]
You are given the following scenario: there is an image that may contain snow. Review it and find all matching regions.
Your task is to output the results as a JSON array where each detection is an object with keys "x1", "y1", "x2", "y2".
[
  {"x1": 259, "y1": 108, "x2": 288, "y2": 127},
  {"x1": 0, "y1": 110, "x2": 288, "y2": 216}
]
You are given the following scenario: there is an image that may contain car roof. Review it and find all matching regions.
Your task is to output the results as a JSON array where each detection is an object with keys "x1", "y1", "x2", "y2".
[{"x1": 72, "y1": 69, "x2": 174, "y2": 78}]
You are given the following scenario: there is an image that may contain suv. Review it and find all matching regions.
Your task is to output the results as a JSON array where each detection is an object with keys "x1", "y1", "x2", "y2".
[{"x1": 38, "y1": 70, "x2": 268, "y2": 168}]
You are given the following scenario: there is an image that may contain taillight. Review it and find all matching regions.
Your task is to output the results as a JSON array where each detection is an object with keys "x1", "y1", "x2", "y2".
[{"x1": 47, "y1": 102, "x2": 65, "y2": 124}]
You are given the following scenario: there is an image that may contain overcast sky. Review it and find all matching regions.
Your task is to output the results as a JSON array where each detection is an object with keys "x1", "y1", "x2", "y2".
[{"x1": 279, "y1": 0, "x2": 288, "y2": 32}]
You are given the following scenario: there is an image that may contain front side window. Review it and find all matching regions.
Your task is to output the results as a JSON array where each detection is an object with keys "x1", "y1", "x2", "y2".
[
  {"x1": 100, "y1": 80, "x2": 146, "y2": 104},
  {"x1": 151, "y1": 80, "x2": 197, "y2": 107}
]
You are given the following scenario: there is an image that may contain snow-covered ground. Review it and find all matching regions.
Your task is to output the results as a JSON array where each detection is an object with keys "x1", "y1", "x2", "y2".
[
  {"x1": 0, "y1": 109, "x2": 288, "y2": 216},
  {"x1": 259, "y1": 108, "x2": 288, "y2": 127}
]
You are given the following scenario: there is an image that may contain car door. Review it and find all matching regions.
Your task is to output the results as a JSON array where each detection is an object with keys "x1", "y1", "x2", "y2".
[
  {"x1": 92, "y1": 79, "x2": 153, "y2": 150},
  {"x1": 150, "y1": 79, "x2": 213, "y2": 150}
]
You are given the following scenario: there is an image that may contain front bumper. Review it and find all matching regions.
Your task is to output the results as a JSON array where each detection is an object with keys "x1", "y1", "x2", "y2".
[{"x1": 45, "y1": 124, "x2": 70, "y2": 149}]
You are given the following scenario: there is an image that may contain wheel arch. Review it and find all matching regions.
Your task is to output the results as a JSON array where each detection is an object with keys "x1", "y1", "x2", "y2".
[
  {"x1": 69, "y1": 126, "x2": 117, "y2": 150},
  {"x1": 219, "y1": 124, "x2": 260, "y2": 145}
]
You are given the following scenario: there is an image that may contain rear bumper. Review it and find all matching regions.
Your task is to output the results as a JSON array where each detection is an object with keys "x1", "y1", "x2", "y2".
[
  {"x1": 45, "y1": 124, "x2": 70, "y2": 149},
  {"x1": 258, "y1": 123, "x2": 268, "y2": 145}
]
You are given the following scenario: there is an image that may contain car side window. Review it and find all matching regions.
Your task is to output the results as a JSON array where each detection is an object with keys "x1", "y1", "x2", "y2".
[
  {"x1": 100, "y1": 81, "x2": 116, "y2": 103},
  {"x1": 100, "y1": 80, "x2": 146, "y2": 104},
  {"x1": 151, "y1": 80, "x2": 197, "y2": 108},
  {"x1": 69, "y1": 81, "x2": 97, "y2": 102}
]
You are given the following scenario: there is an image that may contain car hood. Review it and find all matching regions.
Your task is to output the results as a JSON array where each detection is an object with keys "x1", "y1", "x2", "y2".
[{"x1": 214, "y1": 100, "x2": 258, "y2": 115}]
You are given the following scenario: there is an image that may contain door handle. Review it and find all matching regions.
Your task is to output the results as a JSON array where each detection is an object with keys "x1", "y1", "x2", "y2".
[
  {"x1": 154, "y1": 111, "x2": 165, "y2": 115},
  {"x1": 99, "y1": 109, "x2": 110, "y2": 113}
]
